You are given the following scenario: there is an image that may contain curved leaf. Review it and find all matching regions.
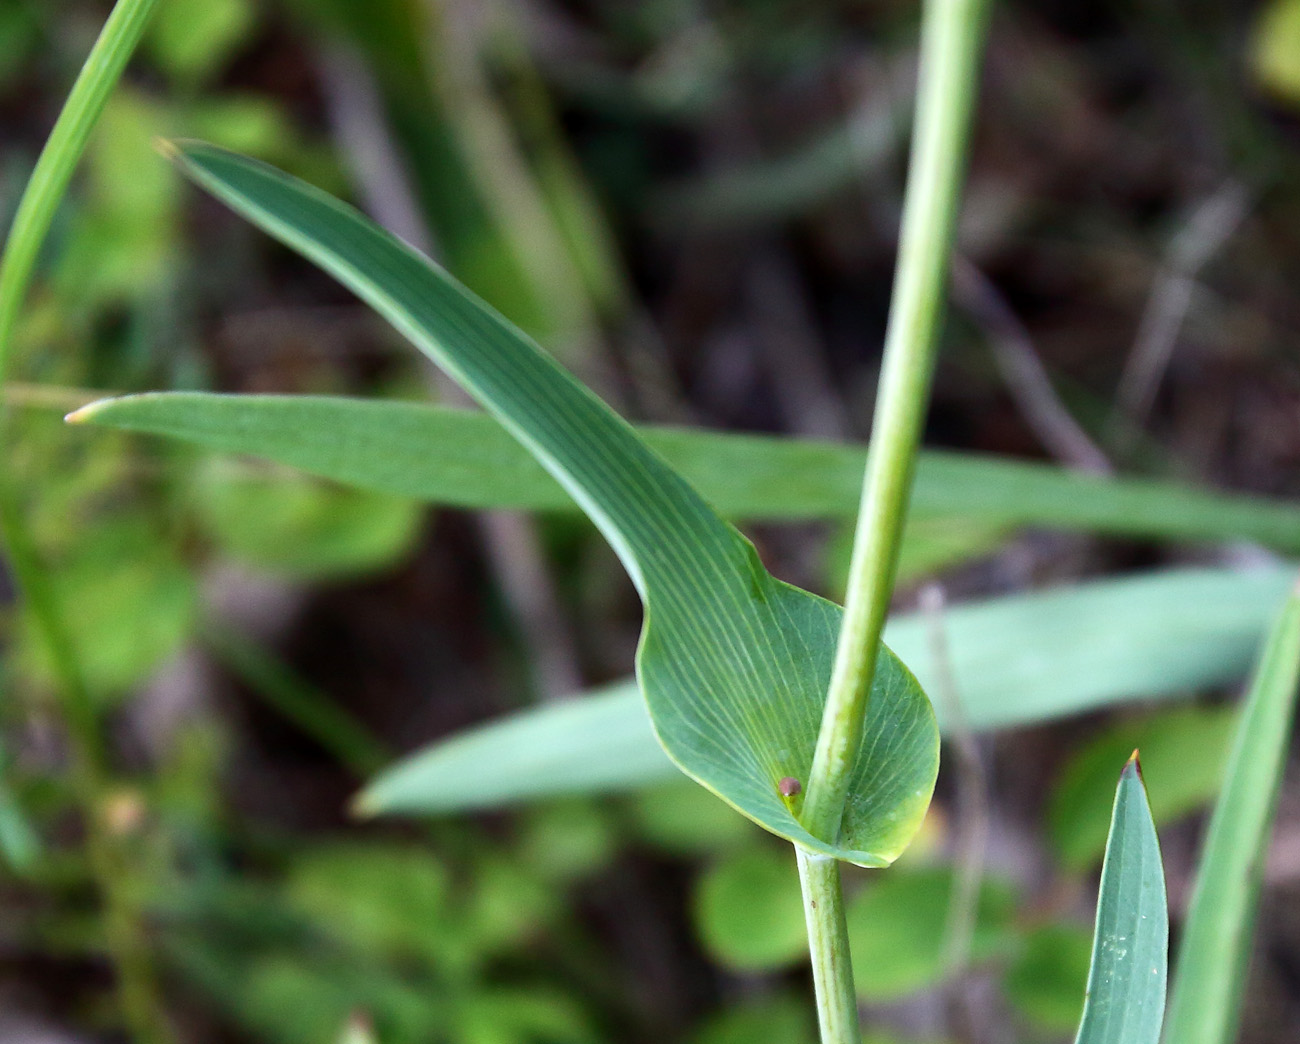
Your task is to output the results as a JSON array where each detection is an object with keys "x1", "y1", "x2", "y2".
[{"x1": 157, "y1": 141, "x2": 938, "y2": 865}]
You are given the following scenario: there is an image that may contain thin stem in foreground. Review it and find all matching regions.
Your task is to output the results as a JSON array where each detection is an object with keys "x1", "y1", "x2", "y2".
[
  {"x1": 793, "y1": 3, "x2": 989, "y2": 1042},
  {"x1": 801, "y1": 0, "x2": 990, "y2": 844},
  {"x1": 0, "y1": 1, "x2": 170, "y2": 1041},
  {"x1": 797, "y1": 850, "x2": 860, "y2": 1044}
]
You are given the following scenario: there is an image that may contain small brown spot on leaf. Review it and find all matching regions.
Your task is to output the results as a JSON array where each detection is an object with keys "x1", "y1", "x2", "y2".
[{"x1": 779, "y1": 776, "x2": 802, "y2": 797}]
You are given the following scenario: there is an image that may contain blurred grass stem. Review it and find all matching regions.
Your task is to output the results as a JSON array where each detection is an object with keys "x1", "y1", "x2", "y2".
[
  {"x1": 923, "y1": 583, "x2": 990, "y2": 1041},
  {"x1": 0, "y1": 0, "x2": 172, "y2": 1041},
  {"x1": 797, "y1": 0, "x2": 989, "y2": 1040}
]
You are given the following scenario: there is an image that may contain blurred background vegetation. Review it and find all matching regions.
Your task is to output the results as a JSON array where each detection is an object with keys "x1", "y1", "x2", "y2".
[{"x1": 3, "y1": 0, "x2": 1300, "y2": 1042}]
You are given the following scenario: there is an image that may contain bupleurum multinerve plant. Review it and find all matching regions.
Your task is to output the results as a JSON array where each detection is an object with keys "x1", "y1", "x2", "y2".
[{"x1": 3, "y1": 1, "x2": 1300, "y2": 1042}]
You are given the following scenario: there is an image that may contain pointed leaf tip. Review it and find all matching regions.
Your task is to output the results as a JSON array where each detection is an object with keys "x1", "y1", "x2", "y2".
[
  {"x1": 64, "y1": 402, "x2": 99, "y2": 424},
  {"x1": 1074, "y1": 750, "x2": 1167, "y2": 1044},
  {"x1": 348, "y1": 791, "x2": 377, "y2": 820},
  {"x1": 153, "y1": 136, "x2": 181, "y2": 161}
]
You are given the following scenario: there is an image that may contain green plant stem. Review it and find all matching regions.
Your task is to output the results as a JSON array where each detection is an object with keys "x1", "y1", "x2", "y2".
[
  {"x1": 0, "y1": 0, "x2": 170, "y2": 1041},
  {"x1": 796, "y1": 849, "x2": 860, "y2": 1044},
  {"x1": 0, "y1": 0, "x2": 161, "y2": 380},
  {"x1": 201, "y1": 620, "x2": 390, "y2": 779},
  {"x1": 794, "y1": 2, "x2": 988, "y2": 1040},
  {"x1": 801, "y1": 0, "x2": 990, "y2": 843}
]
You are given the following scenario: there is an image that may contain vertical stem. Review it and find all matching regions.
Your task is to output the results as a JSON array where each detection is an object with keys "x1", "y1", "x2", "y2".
[
  {"x1": 801, "y1": 0, "x2": 990, "y2": 844},
  {"x1": 0, "y1": 1, "x2": 171, "y2": 1041},
  {"x1": 797, "y1": 849, "x2": 861, "y2": 1044},
  {"x1": 794, "y1": 4, "x2": 989, "y2": 1043}
]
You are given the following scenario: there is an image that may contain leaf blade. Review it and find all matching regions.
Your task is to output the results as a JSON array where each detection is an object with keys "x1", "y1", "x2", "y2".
[
  {"x1": 1161, "y1": 577, "x2": 1300, "y2": 1044},
  {"x1": 358, "y1": 566, "x2": 1293, "y2": 814},
  {"x1": 1074, "y1": 755, "x2": 1168, "y2": 1044},
  {"x1": 72, "y1": 390, "x2": 1300, "y2": 548}
]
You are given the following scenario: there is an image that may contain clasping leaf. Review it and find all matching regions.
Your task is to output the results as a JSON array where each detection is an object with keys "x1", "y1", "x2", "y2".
[{"x1": 129, "y1": 142, "x2": 941, "y2": 865}]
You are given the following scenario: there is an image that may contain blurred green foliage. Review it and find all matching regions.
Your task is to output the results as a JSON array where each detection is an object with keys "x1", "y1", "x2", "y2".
[{"x1": 3, "y1": 0, "x2": 1299, "y2": 1040}]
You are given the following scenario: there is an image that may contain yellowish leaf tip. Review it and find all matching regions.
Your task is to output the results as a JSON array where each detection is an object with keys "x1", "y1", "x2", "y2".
[
  {"x1": 64, "y1": 401, "x2": 101, "y2": 424},
  {"x1": 1127, "y1": 748, "x2": 1145, "y2": 783},
  {"x1": 348, "y1": 791, "x2": 377, "y2": 820},
  {"x1": 153, "y1": 137, "x2": 181, "y2": 162}
]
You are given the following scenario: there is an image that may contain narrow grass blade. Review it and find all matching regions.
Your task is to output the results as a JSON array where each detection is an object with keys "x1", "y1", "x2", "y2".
[
  {"x1": 72, "y1": 391, "x2": 1300, "y2": 550},
  {"x1": 358, "y1": 567, "x2": 1292, "y2": 814},
  {"x1": 351, "y1": 679, "x2": 678, "y2": 817},
  {"x1": 1161, "y1": 577, "x2": 1300, "y2": 1044},
  {"x1": 1073, "y1": 754, "x2": 1167, "y2": 1044},
  {"x1": 0, "y1": 0, "x2": 161, "y2": 376},
  {"x1": 0, "y1": 1, "x2": 173, "y2": 1038},
  {"x1": 200, "y1": 622, "x2": 389, "y2": 779},
  {"x1": 151, "y1": 142, "x2": 939, "y2": 866}
]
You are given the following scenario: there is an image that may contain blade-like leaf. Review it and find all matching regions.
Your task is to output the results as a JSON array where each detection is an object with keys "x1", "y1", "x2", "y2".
[
  {"x1": 358, "y1": 566, "x2": 1294, "y2": 814},
  {"x1": 153, "y1": 141, "x2": 938, "y2": 866},
  {"x1": 73, "y1": 390, "x2": 1300, "y2": 549},
  {"x1": 1074, "y1": 754, "x2": 1167, "y2": 1044},
  {"x1": 1161, "y1": 577, "x2": 1300, "y2": 1044}
]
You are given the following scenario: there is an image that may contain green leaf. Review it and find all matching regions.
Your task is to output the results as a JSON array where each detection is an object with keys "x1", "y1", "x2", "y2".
[
  {"x1": 355, "y1": 679, "x2": 671, "y2": 812},
  {"x1": 357, "y1": 567, "x2": 1294, "y2": 813},
  {"x1": 149, "y1": 141, "x2": 939, "y2": 866},
  {"x1": 515, "y1": 798, "x2": 618, "y2": 882},
  {"x1": 693, "y1": 844, "x2": 808, "y2": 970},
  {"x1": 845, "y1": 867, "x2": 1018, "y2": 1001},
  {"x1": 1073, "y1": 756, "x2": 1167, "y2": 1044},
  {"x1": 628, "y1": 780, "x2": 755, "y2": 855},
  {"x1": 15, "y1": 516, "x2": 198, "y2": 698},
  {"x1": 1003, "y1": 924, "x2": 1094, "y2": 1033},
  {"x1": 146, "y1": 0, "x2": 256, "y2": 83},
  {"x1": 201, "y1": 622, "x2": 389, "y2": 778},
  {"x1": 1049, "y1": 706, "x2": 1238, "y2": 870},
  {"x1": 464, "y1": 852, "x2": 560, "y2": 957},
  {"x1": 0, "y1": 744, "x2": 39, "y2": 875},
  {"x1": 457, "y1": 986, "x2": 599, "y2": 1044},
  {"x1": 192, "y1": 460, "x2": 424, "y2": 579},
  {"x1": 73, "y1": 390, "x2": 1300, "y2": 550},
  {"x1": 690, "y1": 994, "x2": 817, "y2": 1044},
  {"x1": 287, "y1": 844, "x2": 453, "y2": 962},
  {"x1": 1250, "y1": 0, "x2": 1300, "y2": 105},
  {"x1": 1162, "y1": 579, "x2": 1300, "y2": 1044}
]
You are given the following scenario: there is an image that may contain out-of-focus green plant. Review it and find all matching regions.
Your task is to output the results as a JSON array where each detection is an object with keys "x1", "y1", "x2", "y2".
[
  {"x1": 1163, "y1": 583, "x2": 1300, "y2": 1044},
  {"x1": 11, "y1": 2, "x2": 1300, "y2": 1042},
  {"x1": 0, "y1": 2, "x2": 410, "y2": 1039},
  {"x1": 0, "y1": 2, "x2": 174, "y2": 1039},
  {"x1": 66, "y1": 0, "x2": 1192, "y2": 1032}
]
